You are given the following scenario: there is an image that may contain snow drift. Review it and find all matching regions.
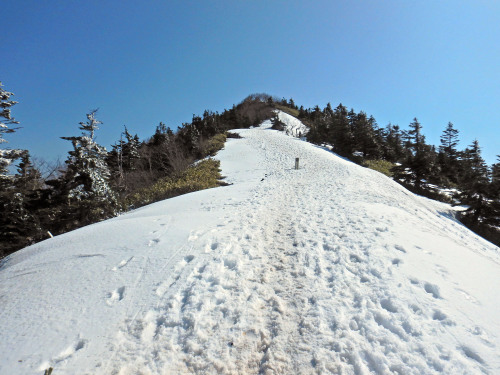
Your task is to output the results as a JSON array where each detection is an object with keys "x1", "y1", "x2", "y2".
[{"x1": 1, "y1": 118, "x2": 499, "y2": 374}]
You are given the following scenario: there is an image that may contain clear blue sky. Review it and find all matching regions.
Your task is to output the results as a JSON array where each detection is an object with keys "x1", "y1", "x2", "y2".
[{"x1": 2, "y1": 0, "x2": 499, "y2": 166}]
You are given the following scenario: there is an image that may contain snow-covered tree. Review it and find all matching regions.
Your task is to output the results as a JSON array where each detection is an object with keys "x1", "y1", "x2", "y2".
[
  {"x1": 0, "y1": 82, "x2": 24, "y2": 178},
  {"x1": 50, "y1": 110, "x2": 118, "y2": 231},
  {"x1": 0, "y1": 83, "x2": 45, "y2": 256},
  {"x1": 60, "y1": 110, "x2": 115, "y2": 201}
]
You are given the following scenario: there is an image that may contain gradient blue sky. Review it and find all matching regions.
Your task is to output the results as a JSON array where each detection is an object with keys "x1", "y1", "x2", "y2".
[{"x1": 2, "y1": 0, "x2": 499, "y2": 166}]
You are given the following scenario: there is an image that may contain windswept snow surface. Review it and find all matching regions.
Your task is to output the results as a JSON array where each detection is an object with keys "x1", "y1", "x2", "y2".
[
  {"x1": 276, "y1": 110, "x2": 309, "y2": 137},
  {"x1": 1, "y1": 120, "x2": 499, "y2": 374}
]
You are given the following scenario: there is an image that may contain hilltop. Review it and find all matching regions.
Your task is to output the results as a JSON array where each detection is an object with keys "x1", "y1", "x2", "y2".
[{"x1": 1, "y1": 116, "x2": 498, "y2": 374}]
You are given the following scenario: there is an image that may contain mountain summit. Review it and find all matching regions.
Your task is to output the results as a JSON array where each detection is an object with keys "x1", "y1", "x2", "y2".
[{"x1": 1, "y1": 115, "x2": 498, "y2": 374}]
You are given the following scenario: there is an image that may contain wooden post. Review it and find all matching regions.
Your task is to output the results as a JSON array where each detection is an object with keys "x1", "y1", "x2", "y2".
[{"x1": 295, "y1": 158, "x2": 299, "y2": 170}]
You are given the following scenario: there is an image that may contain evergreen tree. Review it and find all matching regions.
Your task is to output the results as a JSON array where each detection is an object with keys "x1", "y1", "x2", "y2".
[
  {"x1": 438, "y1": 122, "x2": 460, "y2": 186},
  {"x1": 0, "y1": 82, "x2": 24, "y2": 178},
  {"x1": 0, "y1": 84, "x2": 43, "y2": 256},
  {"x1": 353, "y1": 112, "x2": 380, "y2": 159},
  {"x1": 455, "y1": 140, "x2": 494, "y2": 225},
  {"x1": 298, "y1": 106, "x2": 307, "y2": 119},
  {"x1": 48, "y1": 110, "x2": 118, "y2": 233},
  {"x1": 329, "y1": 104, "x2": 354, "y2": 156},
  {"x1": 16, "y1": 151, "x2": 42, "y2": 191},
  {"x1": 488, "y1": 155, "x2": 500, "y2": 225},
  {"x1": 270, "y1": 113, "x2": 285, "y2": 131},
  {"x1": 382, "y1": 123, "x2": 405, "y2": 162},
  {"x1": 122, "y1": 127, "x2": 140, "y2": 172},
  {"x1": 492, "y1": 155, "x2": 500, "y2": 186},
  {"x1": 393, "y1": 118, "x2": 435, "y2": 188},
  {"x1": 0, "y1": 151, "x2": 42, "y2": 256}
]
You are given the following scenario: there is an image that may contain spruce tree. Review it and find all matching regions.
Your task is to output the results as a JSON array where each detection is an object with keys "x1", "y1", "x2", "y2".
[
  {"x1": 0, "y1": 82, "x2": 24, "y2": 178},
  {"x1": 49, "y1": 110, "x2": 118, "y2": 233},
  {"x1": 488, "y1": 155, "x2": 500, "y2": 227},
  {"x1": 492, "y1": 155, "x2": 500, "y2": 188},
  {"x1": 329, "y1": 104, "x2": 354, "y2": 156},
  {"x1": 455, "y1": 140, "x2": 493, "y2": 225},
  {"x1": 393, "y1": 118, "x2": 435, "y2": 189},
  {"x1": 270, "y1": 113, "x2": 285, "y2": 131},
  {"x1": 353, "y1": 112, "x2": 380, "y2": 159},
  {"x1": 122, "y1": 127, "x2": 140, "y2": 172},
  {"x1": 382, "y1": 123, "x2": 405, "y2": 162},
  {"x1": 0, "y1": 83, "x2": 43, "y2": 256},
  {"x1": 438, "y1": 122, "x2": 460, "y2": 186}
]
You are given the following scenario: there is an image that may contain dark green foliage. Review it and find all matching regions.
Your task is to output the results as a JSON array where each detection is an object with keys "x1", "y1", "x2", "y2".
[
  {"x1": 0, "y1": 84, "x2": 45, "y2": 256},
  {"x1": 455, "y1": 141, "x2": 496, "y2": 225},
  {"x1": 438, "y1": 122, "x2": 460, "y2": 186},
  {"x1": 270, "y1": 113, "x2": 285, "y2": 131},
  {"x1": 381, "y1": 124, "x2": 405, "y2": 162},
  {"x1": 45, "y1": 110, "x2": 118, "y2": 235},
  {"x1": 352, "y1": 113, "x2": 381, "y2": 159},
  {"x1": 392, "y1": 118, "x2": 438, "y2": 189},
  {"x1": 3, "y1": 90, "x2": 499, "y2": 255}
]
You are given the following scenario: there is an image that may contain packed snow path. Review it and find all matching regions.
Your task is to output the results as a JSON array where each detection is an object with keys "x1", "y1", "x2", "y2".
[{"x1": 1, "y1": 120, "x2": 499, "y2": 374}]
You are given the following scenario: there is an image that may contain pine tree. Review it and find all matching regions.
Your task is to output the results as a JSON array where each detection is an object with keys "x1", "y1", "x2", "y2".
[
  {"x1": 0, "y1": 84, "x2": 44, "y2": 256},
  {"x1": 16, "y1": 152, "x2": 42, "y2": 190},
  {"x1": 0, "y1": 153, "x2": 42, "y2": 255},
  {"x1": 438, "y1": 122, "x2": 460, "y2": 186},
  {"x1": 492, "y1": 155, "x2": 500, "y2": 188},
  {"x1": 122, "y1": 127, "x2": 140, "y2": 172},
  {"x1": 455, "y1": 140, "x2": 493, "y2": 225},
  {"x1": 48, "y1": 110, "x2": 118, "y2": 233},
  {"x1": 329, "y1": 104, "x2": 354, "y2": 156},
  {"x1": 393, "y1": 118, "x2": 435, "y2": 188},
  {"x1": 488, "y1": 155, "x2": 500, "y2": 226},
  {"x1": 270, "y1": 113, "x2": 285, "y2": 131},
  {"x1": 353, "y1": 112, "x2": 380, "y2": 159},
  {"x1": 382, "y1": 123, "x2": 405, "y2": 162},
  {"x1": 0, "y1": 82, "x2": 24, "y2": 178}
]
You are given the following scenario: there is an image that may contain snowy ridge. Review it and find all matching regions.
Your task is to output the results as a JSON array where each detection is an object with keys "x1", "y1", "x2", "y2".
[
  {"x1": 0, "y1": 122, "x2": 499, "y2": 374},
  {"x1": 276, "y1": 110, "x2": 309, "y2": 137}
]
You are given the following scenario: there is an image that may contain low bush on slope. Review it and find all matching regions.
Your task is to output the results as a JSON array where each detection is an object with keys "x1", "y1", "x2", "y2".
[{"x1": 125, "y1": 158, "x2": 224, "y2": 208}]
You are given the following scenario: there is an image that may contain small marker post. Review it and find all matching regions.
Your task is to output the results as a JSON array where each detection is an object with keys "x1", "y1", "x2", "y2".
[{"x1": 295, "y1": 158, "x2": 299, "y2": 170}]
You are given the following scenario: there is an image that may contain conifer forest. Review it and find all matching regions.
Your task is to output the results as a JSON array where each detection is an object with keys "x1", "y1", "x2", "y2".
[{"x1": 1, "y1": 84, "x2": 499, "y2": 257}]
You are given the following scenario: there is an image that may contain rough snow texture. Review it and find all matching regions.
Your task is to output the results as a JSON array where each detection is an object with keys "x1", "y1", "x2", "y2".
[
  {"x1": 276, "y1": 110, "x2": 309, "y2": 137},
  {"x1": 0, "y1": 120, "x2": 499, "y2": 374}
]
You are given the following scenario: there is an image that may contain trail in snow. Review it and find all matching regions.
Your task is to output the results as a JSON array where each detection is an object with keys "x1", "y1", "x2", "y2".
[
  {"x1": 0, "y1": 118, "x2": 499, "y2": 374},
  {"x1": 104, "y1": 122, "x2": 499, "y2": 374}
]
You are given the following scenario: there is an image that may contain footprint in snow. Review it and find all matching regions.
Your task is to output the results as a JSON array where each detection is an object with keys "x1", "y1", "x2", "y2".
[
  {"x1": 112, "y1": 256, "x2": 134, "y2": 271},
  {"x1": 106, "y1": 286, "x2": 125, "y2": 306},
  {"x1": 148, "y1": 238, "x2": 160, "y2": 247},
  {"x1": 205, "y1": 240, "x2": 218, "y2": 253},
  {"x1": 392, "y1": 258, "x2": 402, "y2": 266},
  {"x1": 432, "y1": 309, "x2": 454, "y2": 326},
  {"x1": 40, "y1": 338, "x2": 87, "y2": 370},
  {"x1": 424, "y1": 282, "x2": 442, "y2": 299},
  {"x1": 380, "y1": 298, "x2": 398, "y2": 313},
  {"x1": 349, "y1": 254, "x2": 362, "y2": 263},
  {"x1": 394, "y1": 244, "x2": 406, "y2": 253},
  {"x1": 460, "y1": 345, "x2": 484, "y2": 364}
]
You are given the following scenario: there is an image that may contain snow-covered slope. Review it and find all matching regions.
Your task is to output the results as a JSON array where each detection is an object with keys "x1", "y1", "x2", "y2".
[
  {"x1": 276, "y1": 110, "x2": 309, "y2": 137},
  {"x1": 1, "y1": 120, "x2": 499, "y2": 374}
]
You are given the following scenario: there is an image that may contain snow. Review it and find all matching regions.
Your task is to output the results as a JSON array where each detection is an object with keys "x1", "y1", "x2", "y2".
[
  {"x1": 276, "y1": 110, "x2": 309, "y2": 137},
  {"x1": 1, "y1": 119, "x2": 499, "y2": 374}
]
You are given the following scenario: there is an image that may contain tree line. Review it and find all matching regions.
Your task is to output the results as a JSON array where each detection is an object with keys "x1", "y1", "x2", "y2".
[
  {"x1": 1, "y1": 84, "x2": 498, "y2": 257},
  {"x1": 0, "y1": 84, "x2": 274, "y2": 257},
  {"x1": 287, "y1": 100, "x2": 499, "y2": 245}
]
